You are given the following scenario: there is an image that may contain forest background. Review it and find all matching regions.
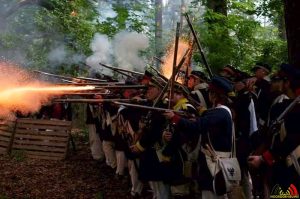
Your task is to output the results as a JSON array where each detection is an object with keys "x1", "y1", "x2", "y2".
[{"x1": 0, "y1": 0, "x2": 288, "y2": 76}]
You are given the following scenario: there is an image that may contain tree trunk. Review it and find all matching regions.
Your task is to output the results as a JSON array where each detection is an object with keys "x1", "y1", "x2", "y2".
[
  {"x1": 155, "y1": 0, "x2": 163, "y2": 67},
  {"x1": 180, "y1": 0, "x2": 186, "y2": 31},
  {"x1": 284, "y1": 0, "x2": 300, "y2": 68},
  {"x1": 278, "y1": 13, "x2": 286, "y2": 40},
  {"x1": 207, "y1": 0, "x2": 227, "y2": 16}
]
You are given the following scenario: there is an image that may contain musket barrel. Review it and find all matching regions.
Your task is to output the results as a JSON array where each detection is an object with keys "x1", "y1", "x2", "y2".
[
  {"x1": 99, "y1": 63, "x2": 143, "y2": 76},
  {"x1": 94, "y1": 85, "x2": 147, "y2": 89},
  {"x1": 52, "y1": 92, "x2": 114, "y2": 95},
  {"x1": 33, "y1": 70, "x2": 107, "y2": 83},
  {"x1": 75, "y1": 76, "x2": 107, "y2": 82},
  {"x1": 55, "y1": 82, "x2": 125, "y2": 86},
  {"x1": 54, "y1": 99, "x2": 147, "y2": 103},
  {"x1": 33, "y1": 70, "x2": 75, "y2": 80},
  {"x1": 185, "y1": 13, "x2": 213, "y2": 79},
  {"x1": 99, "y1": 63, "x2": 134, "y2": 78},
  {"x1": 169, "y1": 22, "x2": 181, "y2": 109},
  {"x1": 114, "y1": 102, "x2": 184, "y2": 114}
]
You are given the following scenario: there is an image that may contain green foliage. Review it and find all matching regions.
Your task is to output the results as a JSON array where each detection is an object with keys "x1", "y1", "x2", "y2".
[
  {"x1": 190, "y1": 0, "x2": 287, "y2": 73},
  {"x1": 47, "y1": 0, "x2": 98, "y2": 54},
  {"x1": 0, "y1": 0, "x2": 288, "y2": 75}
]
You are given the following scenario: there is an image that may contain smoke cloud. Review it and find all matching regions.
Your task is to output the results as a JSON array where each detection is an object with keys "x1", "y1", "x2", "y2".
[
  {"x1": 86, "y1": 33, "x2": 113, "y2": 76},
  {"x1": 96, "y1": 1, "x2": 118, "y2": 22},
  {"x1": 113, "y1": 31, "x2": 149, "y2": 72},
  {"x1": 48, "y1": 44, "x2": 85, "y2": 67}
]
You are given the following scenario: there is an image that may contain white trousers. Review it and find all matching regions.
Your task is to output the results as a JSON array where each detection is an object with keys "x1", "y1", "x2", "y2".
[
  {"x1": 128, "y1": 159, "x2": 143, "y2": 196},
  {"x1": 241, "y1": 171, "x2": 253, "y2": 199},
  {"x1": 87, "y1": 124, "x2": 104, "y2": 160},
  {"x1": 102, "y1": 140, "x2": 116, "y2": 169},
  {"x1": 149, "y1": 181, "x2": 170, "y2": 199},
  {"x1": 115, "y1": 150, "x2": 127, "y2": 175},
  {"x1": 201, "y1": 190, "x2": 228, "y2": 199}
]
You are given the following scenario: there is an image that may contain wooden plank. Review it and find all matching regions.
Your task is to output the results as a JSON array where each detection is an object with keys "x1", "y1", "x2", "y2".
[
  {"x1": 15, "y1": 129, "x2": 69, "y2": 137},
  {"x1": 0, "y1": 127, "x2": 12, "y2": 132},
  {"x1": 0, "y1": 147, "x2": 7, "y2": 154},
  {"x1": 26, "y1": 154, "x2": 62, "y2": 160},
  {"x1": 16, "y1": 124, "x2": 71, "y2": 131},
  {"x1": 7, "y1": 120, "x2": 17, "y2": 154},
  {"x1": 0, "y1": 136, "x2": 10, "y2": 142},
  {"x1": 14, "y1": 139, "x2": 67, "y2": 147},
  {"x1": 0, "y1": 131, "x2": 12, "y2": 137},
  {"x1": 0, "y1": 141, "x2": 9, "y2": 147},
  {"x1": 12, "y1": 144, "x2": 66, "y2": 152},
  {"x1": 17, "y1": 119, "x2": 72, "y2": 126},
  {"x1": 14, "y1": 134, "x2": 69, "y2": 142},
  {"x1": 0, "y1": 123, "x2": 14, "y2": 127},
  {"x1": 25, "y1": 150, "x2": 64, "y2": 157}
]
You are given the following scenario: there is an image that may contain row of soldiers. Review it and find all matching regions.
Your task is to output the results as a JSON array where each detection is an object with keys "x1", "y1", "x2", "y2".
[{"x1": 86, "y1": 62, "x2": 300, "y2": 199}]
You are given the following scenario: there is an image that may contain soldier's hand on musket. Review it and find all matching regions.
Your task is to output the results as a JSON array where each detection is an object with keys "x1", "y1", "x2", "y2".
[
  {"x1": 162, "y1": 131, "x2": 172, "y2": 142},
  {"x1": 246, "y1": 77, "x2": 257, "y2": 89},
  {"x1": 94, "y1": 94, "x2": 103, "y2": 99},
  {"x1": 163, "y1": 111, "x2": 175, "y2": 119},
  {"x1": 131, "y1": 96, "x2": 144, "y2": 103},
  {"x1": 130, "y1": 144, "x2": 141, "y2": 153},
  {"x1": 248, "y1": 155, "x2": 263, "y2": 168}
]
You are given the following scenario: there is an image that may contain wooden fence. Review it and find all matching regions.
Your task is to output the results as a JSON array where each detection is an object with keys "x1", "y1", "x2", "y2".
[{"x1": 0, "y1": 119, "x2": 72, "y2": 160}]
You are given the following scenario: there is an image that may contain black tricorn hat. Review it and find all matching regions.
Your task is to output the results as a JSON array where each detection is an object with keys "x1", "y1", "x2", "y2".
[
  {"x1": 190, "y1": 70, "x2": 208, "y2": 81},
  {"x1": 209, "y1": 76, "x2": 235, "y2": 97},
  {"x1": 278, "y1": 63, "x2": 300, "y2": 80},
  {"x1": 252, "y1": 63, "x2": 271, "y2": 74}
]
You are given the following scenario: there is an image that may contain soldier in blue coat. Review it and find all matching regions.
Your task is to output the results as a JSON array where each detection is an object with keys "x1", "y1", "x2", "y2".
[
  {"x1": 164, "y1": 76, "x2": 235, "y2": 199},
  {"x1": 130, "y1": 79, "x2": 170, "y2": 199}
]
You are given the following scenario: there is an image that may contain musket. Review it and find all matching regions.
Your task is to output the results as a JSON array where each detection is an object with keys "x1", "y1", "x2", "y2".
[
  {"x1": 99, "y1": 63, "x2": 134, "y2": 78},
  {"x1": 52, "y1": 92, "x2": 116, "y2": 95},
  {"x1": 33, "y1": 70, "x2": 76, "y2": 81},
  {"x1": 169, "y1": 22, "x2": 181, "y2": 109},
  {"x1": 54, "y1": 98, "x2": 148, "y2": 103},
  {"x1": 269, "y1": 95, "x2": 300, "y2": 149},
  {"x1": 33, "y1": 70, "x2": 106, "y2": 83},
  {"x1": 149, "y1": 66, "x2": 168, "y2": 82},
  {"x1": 79, "y1": 62, "x2": 118, "y2": 81},
  {"x1": 94, "y1": 85, "x2": 147, "y2": 89},
  {"x1": 273, "y1": 95, "x2": 300, "y2": 125},
  {"x1": 99, "y1": 63, "x2": 144, "y2": 76},
  {"x1": 75, "y1": 76, "x2": 107, "y2": 82},
  {"x1": 184, "y1": 13, "x2": 213, "y2": 79},
  {"x1": 153, "y1": 56, "x2": 165, "y2": 64},
  {"x1": 55, "y1": 82, "x2": 125, "y2": 86},
  {"x1": 251, "y1": 95, "x2": 300, "y2": 157},
  {"x1": 153, "y1": 48, "x2": 190, "y2": 107},
  {"x1": 61, "y1": 79, "x2": 79, "y2": 84},
  {"x1": 114, "y1": 102, "x2": 184, "y2": 114}
]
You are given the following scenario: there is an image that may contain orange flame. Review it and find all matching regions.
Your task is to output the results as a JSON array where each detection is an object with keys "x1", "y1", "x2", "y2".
[
  {"x1": 0, "y1": 62, "x2": 94, "y2": 119},
  {"x1": 161, "y1": 39, "x2": 190, "y2": 80}
]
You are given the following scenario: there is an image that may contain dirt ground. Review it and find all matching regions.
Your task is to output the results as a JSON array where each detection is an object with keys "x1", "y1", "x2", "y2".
[{"x1": 0, "y1": 130, "x2": 139, "y2": 199}]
